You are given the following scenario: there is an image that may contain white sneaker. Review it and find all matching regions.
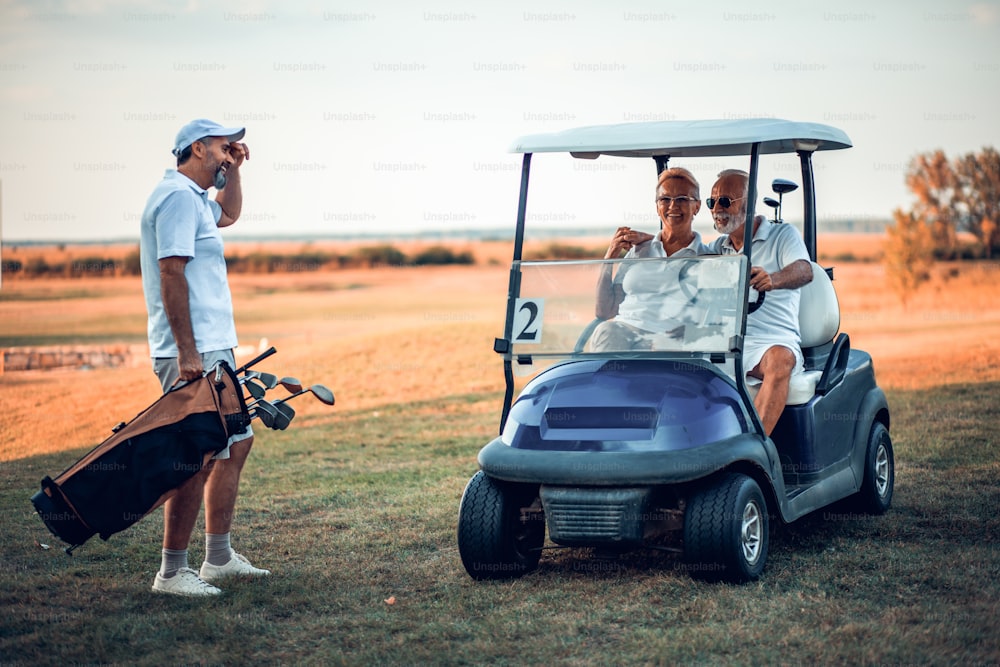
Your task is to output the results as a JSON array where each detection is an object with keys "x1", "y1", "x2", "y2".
[
  {"x1": 152, "y1": 567, "x2": 222, "y2": 597},
  {"x1": 199, "y1": 551, "x2": 270, "y2": 583}
]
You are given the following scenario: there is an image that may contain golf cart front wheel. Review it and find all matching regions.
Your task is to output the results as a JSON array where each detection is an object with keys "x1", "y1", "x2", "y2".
[
  {"x1": 684, "y1": 473, "x2": 769, "y2": 583},
  {"x1": 457, "y1": 471, "x2": 543, "y2": 580}
]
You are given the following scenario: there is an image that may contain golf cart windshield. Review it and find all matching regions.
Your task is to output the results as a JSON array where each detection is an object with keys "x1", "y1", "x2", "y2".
[{"x1": 509, "y1": 254, "x2": 749, "y2": 364}]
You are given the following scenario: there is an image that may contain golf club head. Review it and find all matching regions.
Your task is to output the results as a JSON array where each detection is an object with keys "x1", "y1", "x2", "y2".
[
  {"x1": 273, "y1": 402, "x2": 295, "y2": 430},
  {"x1": 245, "y1": 378, "x2": 266, "y2": 400},
  {"x1": 256, "y1": 372, "x2": 278, "y2": 389},
  {"x1": 244, "y1": 370, "x2": 278, "y2": 390},
  {"x1": 771, "y1": 178, "x2": 798, "y2": 195},
  {"x1": 309, "y1": 384, "x2": 335, "y2": 406},
  {"x1": 252, "y1": 400, "x2": 279, "y2": 429},
  {"x1": 279, "y1": 377, "x2": 303, "y2": 394}
]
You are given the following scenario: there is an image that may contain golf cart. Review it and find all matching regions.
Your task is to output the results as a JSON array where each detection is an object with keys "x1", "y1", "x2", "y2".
[{"x1": 457, "y1": 119, "x2": 893, "y2": 583}]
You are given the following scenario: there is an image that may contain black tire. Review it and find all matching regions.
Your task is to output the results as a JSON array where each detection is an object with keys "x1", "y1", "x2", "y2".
[
  {"x1": 684, "y1": 473, "x2": 769, "y2": 583},
  {"x1": 855, "y1": 422, "x2": 894, "y2": 514},
  {"x1": 457, "y1": 471, "x2": 544, "y2": 580}
]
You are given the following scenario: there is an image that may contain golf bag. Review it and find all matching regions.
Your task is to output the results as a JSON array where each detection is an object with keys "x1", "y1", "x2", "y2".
[{"x1": 30, "y1": 361, "x2": 251, "y2": 553}]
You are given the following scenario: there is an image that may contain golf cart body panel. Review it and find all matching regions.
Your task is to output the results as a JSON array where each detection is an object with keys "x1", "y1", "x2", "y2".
[{"x1": 458, "y1": 118, "x2": 893, "y2": 582}]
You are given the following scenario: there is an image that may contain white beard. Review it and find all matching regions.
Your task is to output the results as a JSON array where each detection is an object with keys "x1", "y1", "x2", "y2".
[{"x1": 713, "y1": 214, "x2": 741, "y2": 235}]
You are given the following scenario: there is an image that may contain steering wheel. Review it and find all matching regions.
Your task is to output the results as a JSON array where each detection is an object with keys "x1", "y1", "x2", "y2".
[
  {"x1": 679, "y1": 259, "x2": 766, "y2": 313},
  {"x1": 676, "y1": 260, "x2": 699, "y2": 303}
]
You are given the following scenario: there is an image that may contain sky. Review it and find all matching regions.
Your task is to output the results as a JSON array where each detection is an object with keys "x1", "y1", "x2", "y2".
[{"x1": 0, "y1": 0, "x2": 998, "y2": 243}]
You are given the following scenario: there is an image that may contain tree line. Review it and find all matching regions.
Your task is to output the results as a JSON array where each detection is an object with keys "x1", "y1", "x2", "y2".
[{"x1": 0, "y1": 244, "x2": 475, "y2": 278}]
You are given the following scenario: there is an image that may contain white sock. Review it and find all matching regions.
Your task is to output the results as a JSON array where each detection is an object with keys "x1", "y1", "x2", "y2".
[
  {"x1": 159, "y1": 548, "x2": 188, "y2": 578},
  {"x1": 205, "y1": 532, "x2": 233, "y2": 566}
]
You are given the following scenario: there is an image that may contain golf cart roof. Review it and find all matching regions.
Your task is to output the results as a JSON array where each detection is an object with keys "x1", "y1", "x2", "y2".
[{"x1": 509, "y1": 118, "x2": 852, "y2": 158}]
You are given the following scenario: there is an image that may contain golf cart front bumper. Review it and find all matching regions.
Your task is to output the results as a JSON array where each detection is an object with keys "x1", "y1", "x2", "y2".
[{"x1": 478, "y1": 434, "x2": 773, "y2": 486}]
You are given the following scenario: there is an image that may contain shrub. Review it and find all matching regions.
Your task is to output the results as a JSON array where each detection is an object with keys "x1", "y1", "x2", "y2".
[
  {"x1": 351, "y1": 244, "x2": 407, "y2": 268},
  {"x1": 412, "y1": 245, "x2": 474, "y2": 266},
  {"x1": 531, "y1": 242, "x2": 600, "y2": 260}
]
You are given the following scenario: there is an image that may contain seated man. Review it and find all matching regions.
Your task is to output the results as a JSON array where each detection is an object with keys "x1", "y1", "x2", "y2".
[
  {"x1": 591, "y1": 166, "x2": 709, "y2": 351},
  {"x1": 705, "y1": 169, "x2": 813, "y2": 435}
]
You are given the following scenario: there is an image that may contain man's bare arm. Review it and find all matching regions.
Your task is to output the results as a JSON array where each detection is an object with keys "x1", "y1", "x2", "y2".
[
  {"x1": 749, "y1": 259, "x2": 813, "y2": 292},
  {"x1": 217, "y1": 142, "x2": 249, "y2": 227},
  {"x1": 159, "y1": 256, "x2": 202, "y2": 381},
  {"x1": 771, "y1": 259, "x2": 814, "y2": 290}
]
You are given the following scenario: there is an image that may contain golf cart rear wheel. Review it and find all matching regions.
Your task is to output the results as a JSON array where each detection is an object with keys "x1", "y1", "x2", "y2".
[
  {"x1": 855, "y1": 422, "x2": 894, "y2": 514},
  {"x1": 684, "y1": 473, "x2": 769, "y2": 583},
  {"x1": 457, "y1": 471, "x2": 543, "y2": 580}
]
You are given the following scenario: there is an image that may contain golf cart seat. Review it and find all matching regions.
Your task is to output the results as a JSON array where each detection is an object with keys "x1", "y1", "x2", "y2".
[{"x1": 749, "y1": 261, "x2": 848, "y2": 405}]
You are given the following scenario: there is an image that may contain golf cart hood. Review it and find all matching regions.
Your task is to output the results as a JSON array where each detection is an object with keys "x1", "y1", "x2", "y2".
[
  {"x1": 509, "y1": 118, "x2": 852, "y2": 158},
  {"x1": 501, "y1": 359, "x2": 750, "y2": 453}
]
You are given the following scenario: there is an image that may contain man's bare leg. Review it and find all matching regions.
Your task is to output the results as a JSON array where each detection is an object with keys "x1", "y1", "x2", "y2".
[
  {"x1": 204, "y1": 437, "x2": 252, "y2": 535},
  {"x1": 749, "y1": 346, "x2": 796, "y2": 436},
  {"x1": 198, "y1": 437, "x2": 269, "y2": 578},
  {"x1": 163, "y1": 463, "x2": 212, "y2": 551}
]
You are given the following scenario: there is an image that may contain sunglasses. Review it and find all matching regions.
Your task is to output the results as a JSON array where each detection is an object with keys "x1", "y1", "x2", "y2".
[
  {"x1": 705, "y1": 196, "x2": 744, "y2": 210},
  {"x1": 655, "y1": 196, "x2": 697, "y2": 206}
]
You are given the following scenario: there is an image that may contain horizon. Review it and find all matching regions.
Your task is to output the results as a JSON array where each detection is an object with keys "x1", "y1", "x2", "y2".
[{"x1": 2, "y1": 216, "x2": 891, "y2": 248}]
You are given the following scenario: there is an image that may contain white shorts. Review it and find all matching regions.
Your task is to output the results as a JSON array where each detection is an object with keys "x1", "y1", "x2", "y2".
[
  {"x1": 152, "y1": 349, "x2": 254, "y2": 460},
  {"x1": 742, "y1": 340, "x2": 804, "y2": 386}
]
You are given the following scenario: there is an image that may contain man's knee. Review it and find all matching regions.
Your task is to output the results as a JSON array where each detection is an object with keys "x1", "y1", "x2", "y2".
[
  {"x1": 221, "y1": 436, "x2": 253, "y2": 466},
  {"x1": 759, "y1": 346, "x2": 796, "y2": 380}
]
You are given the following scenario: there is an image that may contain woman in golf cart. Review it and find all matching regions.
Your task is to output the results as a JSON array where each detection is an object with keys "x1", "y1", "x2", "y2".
[{"x1": 592, "y1": 167, "x2": 709, "y2": 351}]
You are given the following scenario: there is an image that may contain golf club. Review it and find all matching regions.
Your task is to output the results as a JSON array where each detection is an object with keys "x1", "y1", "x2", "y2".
[
  {"x1": 251, "y1": 399, "x2": 280, "y2": 429},
  {"x1": 244, "y1": 378, "x2": 266, "y2": 400},
  {"x1": 763, "y1": 197, "x2": 780, "y2": 223},
  {"x1": 272, "y1": 402, "x2": 295, "y2": 430},
  {"x1": 278, "y1": 377, "x2": 303, "y2": 393},
  {"x1": 274, "y1": 383, "x2": 335, "y2": 408},
  {"x1": 235, "y1": 346, "x2": 276, "y2": 374},
  {"x1": 244, "y1": 370, "x2": 278, "y2": 390},
  {"x1": 770, "y1": 178, "x2": 798, "y2": 224}
]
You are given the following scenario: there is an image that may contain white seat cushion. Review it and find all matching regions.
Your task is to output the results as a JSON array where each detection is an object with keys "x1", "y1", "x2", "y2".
[{"x1": 746, "y1": 369, "x2": 823, "y2": 405}]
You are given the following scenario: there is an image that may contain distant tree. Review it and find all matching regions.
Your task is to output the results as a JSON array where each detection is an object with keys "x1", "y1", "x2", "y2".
[
  {"x1": 952, "y1": 146, "x2": 1000, "y2": 258},
  {"x1": 883, "y1": 208, "x2": 935, "y2": 307},
  {"x1": 352, "y1": 244, "x2": 407, "y2": 268},
  {"x1": 122, "y1": 247, "x2": 142, "y2": 276},
  {"x1": 905, "y1": 150, "x2": 959, "y2": 259},
  {"x1": 902, "y1": 147, "x2": 1000, "y2": 258},
  {"x1": 23, "y1": 257, "x2": 51, "y2": 277},
  {"x1": 1, "y1": 259, "x2": 23, "y2": 275},
  {"x1": 412, "y1": 245, "x2": 475, "y2": 266},
  {"x1": 531, "y1": 242, "x2": 601, "y2": 260}
]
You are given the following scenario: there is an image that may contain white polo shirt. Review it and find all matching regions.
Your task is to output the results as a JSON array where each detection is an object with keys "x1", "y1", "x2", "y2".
[
  {"x1": 140, "y1": 170, "x2": 238, "y2": 358},
  {"x1": 706, "y1": 219, "x2": 809, "y2": 351},
  {"x1": 614, "y1": 233, "x2": 709, "y2": 333}
]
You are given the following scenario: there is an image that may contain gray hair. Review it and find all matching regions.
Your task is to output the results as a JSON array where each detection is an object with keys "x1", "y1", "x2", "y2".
[{"x1": 716, "y1": 169, "x2": 749, "y2": 194}]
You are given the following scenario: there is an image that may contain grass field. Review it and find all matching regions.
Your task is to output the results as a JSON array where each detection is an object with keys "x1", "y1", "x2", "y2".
[{"x1": 1, "y1": 245, "x2": 999, "y2": 665}]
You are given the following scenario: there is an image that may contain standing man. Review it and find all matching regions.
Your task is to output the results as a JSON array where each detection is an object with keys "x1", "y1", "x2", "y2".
[
  {"x1": 592, "y1": 166, "x2": 708, "y2": 350},
  {"x1": 140, "y1": 119, "x2": 269, "y2": 596},
  {"x1": 705, "y1": 169, "x2": 813, "y2": 435}
]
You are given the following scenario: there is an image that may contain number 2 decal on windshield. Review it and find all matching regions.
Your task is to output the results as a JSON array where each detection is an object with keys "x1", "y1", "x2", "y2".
[{"x1": 513, "y1": 298, "x2": 544, "y2": 344}]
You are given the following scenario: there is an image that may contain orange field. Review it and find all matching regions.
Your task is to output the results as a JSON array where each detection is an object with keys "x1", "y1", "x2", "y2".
[{"x1": 2, "y1": 236, "x2": 999, "y2": 463}]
